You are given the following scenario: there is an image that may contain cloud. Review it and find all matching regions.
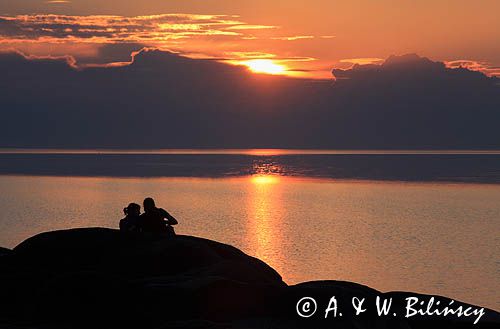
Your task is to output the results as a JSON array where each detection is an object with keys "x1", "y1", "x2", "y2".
[
  {"x1": 271, "y1": 35, "x2": 315, "y2": 41},
  {"x1": 223, "y1": 51, "x2": 276, "y2": 59},
  {"x1": 46, "y1": 0, "x2": 71, "y2": 3},
  {"x1": 446, "y1": 59, "x2": 500, "y2": 77},
  {"x1": 270, "y1": 35, "x2": 336, "y2": 41},
  {"x1": 0, "y1": 50, "x2": 498, "y2": 149},
  {"x1": 0, "y1": 48, "x2": 77, "y2": 66},
  {"x1": 226, "y1": 24, "x2": 277, "y2": 30},
  {"x1": 334, "y1": 56, "x2": 500, "y2": 79},
  {"x1": 339, "y1": 57, "x2": 384, "y2": 65},
  {"x1": 0, "y1": 13, "x2": 275, "y2": 44}
]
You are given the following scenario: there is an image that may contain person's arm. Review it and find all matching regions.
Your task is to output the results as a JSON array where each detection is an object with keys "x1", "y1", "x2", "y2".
[{"x1": 160, "y1": 208, "x2": 178, "y2": 225}]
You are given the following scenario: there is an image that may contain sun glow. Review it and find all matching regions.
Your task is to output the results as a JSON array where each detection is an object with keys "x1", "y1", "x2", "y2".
[
  {"x1": 251, "y1": 175, "x2": 280, "y2": 185},
  {"x1": 243, "y1": 59, "x2": 286, "y2": 75}
]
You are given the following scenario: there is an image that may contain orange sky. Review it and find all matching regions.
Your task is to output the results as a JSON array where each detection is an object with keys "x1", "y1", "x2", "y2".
[{"x1": 1, "y1": 0, "x2": 499, "y2": 78}]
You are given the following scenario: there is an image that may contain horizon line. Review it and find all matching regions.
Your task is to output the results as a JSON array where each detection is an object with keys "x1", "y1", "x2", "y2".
[{"x1": 1, "y1": 148, "x2": 500, "y2": 156}]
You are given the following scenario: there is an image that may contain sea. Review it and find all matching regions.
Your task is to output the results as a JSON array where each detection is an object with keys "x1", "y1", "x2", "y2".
[{"x1": 0, "y1": 149, "x2": 499, "y2": 310}]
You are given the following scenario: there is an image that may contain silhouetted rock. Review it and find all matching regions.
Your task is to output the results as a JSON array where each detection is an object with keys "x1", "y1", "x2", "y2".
[
  {"x1": 0, "y1": 246, "x2": 10, "y2": 256},
  {"x1": 0, "y1": 228, "x2": 498, "y2": 328}
]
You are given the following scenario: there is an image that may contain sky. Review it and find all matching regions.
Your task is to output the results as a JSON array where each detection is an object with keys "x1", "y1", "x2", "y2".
[{"x1": 1, "y1": 0, "x2": 499, "y2": 78}]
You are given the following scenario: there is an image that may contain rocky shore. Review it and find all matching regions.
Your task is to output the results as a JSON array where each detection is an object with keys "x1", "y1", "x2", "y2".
[{"x1": 0, "y1": 228, "x2": 498, "y2": 328}]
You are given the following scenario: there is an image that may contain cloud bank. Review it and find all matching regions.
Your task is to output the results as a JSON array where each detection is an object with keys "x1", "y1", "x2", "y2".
[{"x1": 0, "y1": 50, "x2": 498, "y2": 149}]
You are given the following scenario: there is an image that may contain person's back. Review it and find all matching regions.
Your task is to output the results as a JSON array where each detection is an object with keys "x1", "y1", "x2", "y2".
[
  {"x1": 139, "y1": 197, "x2": 178, "y2": 235},
  {"x1": 140, "y1": 207, "x2": 167, "y2": 233},
  {"x1": 119, "y1": 203, "x2": 141, "y2": 233}
]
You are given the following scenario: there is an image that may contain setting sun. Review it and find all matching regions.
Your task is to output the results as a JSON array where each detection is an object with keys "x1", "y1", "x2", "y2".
[{"x1": 243, "y1": 59, "x2": 286, "y2": 75}]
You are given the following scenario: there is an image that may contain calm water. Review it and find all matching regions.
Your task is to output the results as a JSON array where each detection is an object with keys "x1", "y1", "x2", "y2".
[{"x1": 0, "y1": 151, "x2": 499, "y2": 310}]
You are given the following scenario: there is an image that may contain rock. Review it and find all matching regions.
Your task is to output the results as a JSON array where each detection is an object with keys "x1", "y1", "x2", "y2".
[
  {"x1": 0, "y1": 246, "x2": 10, "y2": 257},
  {"x1": 0, "y1": 228, "x2": 498, "y2": 329},
  {"x1": 12, "y1": 228, "x2": 283, "y2": 286},
  {"x1": 1, "y1": 228, "x2": 284, "y2": 328}
]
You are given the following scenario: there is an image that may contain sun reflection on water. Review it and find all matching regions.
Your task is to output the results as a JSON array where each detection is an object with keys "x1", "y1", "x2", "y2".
[
  {"x1": 250, "y1": 175, "x2": 280, "y2": 185},
  {"x1": 251, "y1": 158, "x2": 286, "y2": 176},
  {"x1": 245, "y1": 172, "x2": 286, "y2": 278}
]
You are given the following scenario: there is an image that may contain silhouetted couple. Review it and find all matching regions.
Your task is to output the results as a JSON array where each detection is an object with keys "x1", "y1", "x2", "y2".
[{"x1": 120, "y1": 197, "x2": 178, "y2": 236}]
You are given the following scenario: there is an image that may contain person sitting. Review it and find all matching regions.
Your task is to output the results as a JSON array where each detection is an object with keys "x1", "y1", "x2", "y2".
[
  {"x1": 119, "y1": 203, "x2": 141, "y2": 233},
  {"x1": 139, "y1": 197, "x2": 178, "y2": 235}
]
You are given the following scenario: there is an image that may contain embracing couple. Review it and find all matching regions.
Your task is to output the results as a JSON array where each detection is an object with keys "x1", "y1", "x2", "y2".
[{"x1": 120, "y1": 197, "x2": 178, "y2": 236}]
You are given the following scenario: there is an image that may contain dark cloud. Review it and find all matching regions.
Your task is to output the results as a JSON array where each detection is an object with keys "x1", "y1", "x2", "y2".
[
  {"x1": 75, "y1": 43, "x2": 145, "y2": 64},
  {"x1": 0, "y1": 50, "x2": 498, "y2": 149}
]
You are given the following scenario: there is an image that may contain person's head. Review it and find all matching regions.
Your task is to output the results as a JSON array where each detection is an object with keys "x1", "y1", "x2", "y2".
[
  {"x1": 143, "y1": 197, "x2": 156, "y2": 212},
  {"x1": 124, "y1": 203, "x2": 140, "y2": 216}
]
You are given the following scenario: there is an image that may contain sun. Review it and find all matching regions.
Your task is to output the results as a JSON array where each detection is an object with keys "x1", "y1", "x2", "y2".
[{"x1": 243, "y1": 59, "x2": 286, "y2": 75}]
